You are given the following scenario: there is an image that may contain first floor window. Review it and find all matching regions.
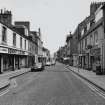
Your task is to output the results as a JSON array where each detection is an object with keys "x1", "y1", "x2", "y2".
[
  {"x1": 2, "y1": 26, "x2": 7, "y2": 43},
  {"x1": 20, "y1": 37, "x2": 22, "y2": 48},
  {"x1": 13, "y1": 33, "x2": 16, "y2": 46}
]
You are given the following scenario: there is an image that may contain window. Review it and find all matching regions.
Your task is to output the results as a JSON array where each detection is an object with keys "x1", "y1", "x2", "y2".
[
  {"x1": 90, "y1": 34, "x2": 92, "y2": 45},
  {"x1": 20, "y1": 37, "x2": 22, "y2": 48},
  {"x1": 81, "y1": 40, "x2": 83, "y2": 51},
  {"x1": 84, "y1": 26, "x2": 87, "y2": 33},
  {"x1": 87, "y1": 23, "x2": 90, "y2": 30},
  {"x1": 13, "y1": 33, "x2": 16, "y2": 46},
  {"x1": 25, "y1": 39, "x2": 26, "y2": 50},
  {"x1": 95, "y1": 9, "x2": 103, "y2": 23},
  {"x1": 81, "y1": 29, "x2": 84, "y2": 36},
  {"x1": 94, "y1": 31, "x2": 98, "y2": 44},
  {"x1": 85, "y1": 38, "x2": 87, "y2": 48},
  {"x1": 2, "y1": 26, "x2": 7, "y2": 42}
]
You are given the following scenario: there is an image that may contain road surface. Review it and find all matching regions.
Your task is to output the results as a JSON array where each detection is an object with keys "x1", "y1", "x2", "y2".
[{"x1": 0, "y1": 63, "x2": 105, "y2": 105}]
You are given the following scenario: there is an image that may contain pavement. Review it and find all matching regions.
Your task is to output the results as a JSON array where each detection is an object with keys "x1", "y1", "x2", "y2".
[
  {"x1": 0, "y1": 67, "x2": 31, "y2": 90},
  {"x1": 67, "y1": 65, "x2": 105, "y2": 92}
]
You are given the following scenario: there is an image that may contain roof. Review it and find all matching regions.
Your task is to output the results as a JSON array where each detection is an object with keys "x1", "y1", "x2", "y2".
[{"x1": 79, "y1": 17, "x2": 103, "y2": 41}]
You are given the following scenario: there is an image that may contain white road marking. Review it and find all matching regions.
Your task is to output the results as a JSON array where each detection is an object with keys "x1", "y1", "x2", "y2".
[
  {"x1": 84, "y1": 81, "x2": 105, "y2": 99},
  {"x1": 0, "y1": 88, "x2": 10, "y2": 96},
  {"x1": 0, "y1": 79, "x2": 18, "y2": 97},
  {"x1": 65, "y1": 66, "x2": 105, "y2": 99}
]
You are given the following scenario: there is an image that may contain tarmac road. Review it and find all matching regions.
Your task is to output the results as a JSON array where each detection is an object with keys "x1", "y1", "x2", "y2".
[{"x1": 0, "y1": 63, "x2": 105, "y2": 105}]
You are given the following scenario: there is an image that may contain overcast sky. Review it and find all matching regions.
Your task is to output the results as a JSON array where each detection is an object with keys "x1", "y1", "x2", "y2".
[{"x1": 0, "y1": 0, "x2": 104, "y2": 54}]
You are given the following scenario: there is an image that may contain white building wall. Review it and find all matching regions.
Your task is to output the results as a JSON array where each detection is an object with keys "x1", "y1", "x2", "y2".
[
  {"x1": 0, "y1": 24, "x2": 2, "y2": 43},
  {"x1": 7, "y1": 28, "x2": 13, "y2": 47},
  {"x1": 16, "y1": 34, "x2": 20, "y2": 49},
  {"x1": 22, "y1": 38, "x2": 25, "y2": 50},
  {"x1": 0, "y1": 22, "x2": 31, "y2": 53},
  {"x1": 26, "y1": 40, "x2": 28, "y2": 51}
]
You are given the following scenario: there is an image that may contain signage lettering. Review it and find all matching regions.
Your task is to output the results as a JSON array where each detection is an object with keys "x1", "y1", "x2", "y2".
[{"x1": 8, "y1": 48, "x2": 25, "y2": 55}]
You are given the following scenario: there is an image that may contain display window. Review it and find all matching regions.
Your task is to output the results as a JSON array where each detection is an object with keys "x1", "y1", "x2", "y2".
[{"x1": 3, "y1": 55, "x2": 13, "y2": 71}]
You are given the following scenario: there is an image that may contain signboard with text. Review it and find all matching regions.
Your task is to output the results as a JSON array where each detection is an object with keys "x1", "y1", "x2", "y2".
[
  {"x1": 0, "y1": 47, "x2": 28, "y2": 55},
  {"x1": 8, "y1": 48, "x2": 25, "y2": 55},
  {"x1": 0, "y1": 47, "x2": 8, "y2": 53}
]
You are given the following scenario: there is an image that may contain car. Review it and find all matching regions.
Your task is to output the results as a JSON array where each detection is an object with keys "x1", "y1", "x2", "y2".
[
  {"x1": 31, "y1": 62, "x2": 44, "y2": 72},
  {"x1": 46, "y1": 61, "x2": 51, "y2": 66},
  {"x1": 51, "y1": 60, "x2": 56, "y2": 65}
]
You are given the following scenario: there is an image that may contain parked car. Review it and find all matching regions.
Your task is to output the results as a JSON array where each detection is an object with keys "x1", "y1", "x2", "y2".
[
  {"x1": 46, "y1": 61, "x2": 51, "y2": 66},
  {"x1": 31, "y1": 57, "x2": 45, "y2": 72},
  {"x1": 31, "y1": 62, "x2": 44, "y2": 72},
  {"x1": 51, "y1": 60, "x2": 56, "y2": 65}
]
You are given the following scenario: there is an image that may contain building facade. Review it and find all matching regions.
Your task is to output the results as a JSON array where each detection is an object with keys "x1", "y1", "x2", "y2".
[
  {"x1": 78, "y1": 2, "x2": 105, "y2": 73},
  {"x1": 66, "y1": 31, "x2": 78, "y2": 66},
  {"x1": 0, "y1": 9, "x2": 44, "y2": 73},
  {"x1": 0, "y1": 21, "x2": 29, "y2": 73}
]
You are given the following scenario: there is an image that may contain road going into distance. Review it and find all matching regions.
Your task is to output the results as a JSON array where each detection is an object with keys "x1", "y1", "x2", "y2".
[{"x1": 0, "y1": 63, "x2": 105, "y2": 105}]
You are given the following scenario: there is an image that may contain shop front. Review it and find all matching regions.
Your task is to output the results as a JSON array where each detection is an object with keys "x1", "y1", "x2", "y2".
[
  {"x1": 84, "y1": 53, "x2": 90, "y2": 70},
  {"x1": 28, "y1": 53, "x2": 35, "y2": 67},
  {"x1": 3, "y1": 54, "x2": 14, "y2": 72},
  {"x1": 79, "y1": 53, "x2": 86, "y2": 69},
  {"x1": 0, "y1": 46, "x2": 29, "y2": 73},
  {"x1": 90, "y1": 47, "x2": 101, "y2": 71},
  {"x1": 73, "y1": 54, "x2": 78, "y2": 67},
  {"x1": 78, "y1": 54, "x2": 82, "y2": 68}
]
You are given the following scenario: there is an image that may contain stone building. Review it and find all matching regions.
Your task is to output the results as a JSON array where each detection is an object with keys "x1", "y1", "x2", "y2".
[
  {"x1": 0, "y1": 9, "x2": 43, "y2": 73},
  {"x1": 66, "y1": 31, "x2": 78, "y2": 66},
  {"x1": 78, "y1": 2, "x2": 105, "y2": 73}
]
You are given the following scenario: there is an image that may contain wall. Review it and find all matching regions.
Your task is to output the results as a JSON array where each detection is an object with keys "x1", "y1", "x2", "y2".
[{"x1": 0, "y1": 22, "x2": 29, "y2": 52}]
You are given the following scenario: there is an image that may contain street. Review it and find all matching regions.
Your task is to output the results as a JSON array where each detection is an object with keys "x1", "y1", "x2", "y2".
[{"x1": 0, "y1": 63, "x2": 105, "y2": 105}]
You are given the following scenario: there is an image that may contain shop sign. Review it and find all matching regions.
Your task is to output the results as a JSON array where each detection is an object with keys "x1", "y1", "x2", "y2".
[
  {"x1": 0, "y1": 47, "x2": 8, "y2": 53},
  {"x1": 8, "y1": 48, "x2": 25, "y2": 55},
  {"x1": 24, "y1": 52, "x2": 28, "y2": 55}
]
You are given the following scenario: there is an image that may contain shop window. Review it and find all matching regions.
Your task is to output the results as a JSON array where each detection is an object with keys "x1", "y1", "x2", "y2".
[
  {"x1": 2, "y1": 26, "x2": 7, "y2": 43},
  {"x1": 8, "y1": 55, "x2": 13, "y2": 68},
  {"x1": 3, "y1": 55, "x2": 13, "y2": 71},
  {"x1": 3, "y1": 55, "x2": 8, "y2": 71},
  {"x1": 13, "y1": 33, "x2": 16, "y2": 46}
]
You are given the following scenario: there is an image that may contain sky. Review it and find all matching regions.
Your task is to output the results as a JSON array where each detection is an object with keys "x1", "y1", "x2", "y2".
[{"x1": 0, "y1": 0, "x2": 104, "y2": 54}]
